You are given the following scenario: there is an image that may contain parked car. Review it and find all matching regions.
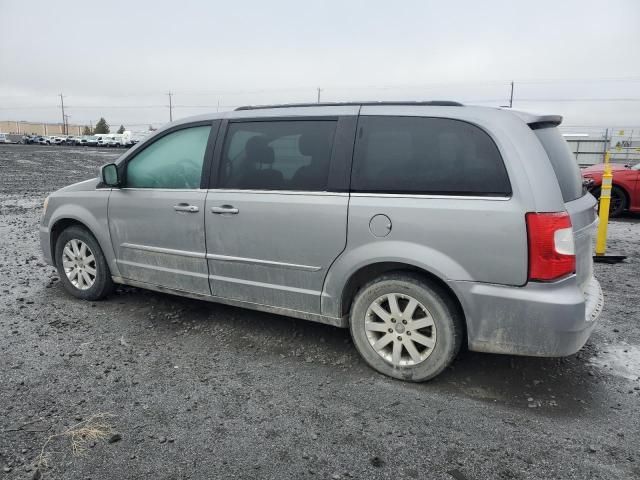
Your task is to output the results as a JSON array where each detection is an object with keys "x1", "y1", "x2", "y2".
[
  {"x1": 52, "y1": 136, "x2": 66, "y2": 145},
  {"x1": 37, "y1": 136, "x2": 50, "y2": 145},
  {"x1": 582, "y1": 162, "x2": 640, "y2": 217},
  {"x1": 75, "y1": 136, "x2": 98, "y2": 147},
  {"x1": 86, "y1": 136, "x2": 99, "y2": 147},
  {"x1": 97, "y1": 136, "x2": 111, "y2": 147},
  {"x1": 0, "y1": 133, "x2": 9, "y2": 144},
  {"x1": 65, "y1": 136, "x2": 78, "y2": 145},
  {"x1": 39, "y1": 102, "x2": 603, "y2": 382}
]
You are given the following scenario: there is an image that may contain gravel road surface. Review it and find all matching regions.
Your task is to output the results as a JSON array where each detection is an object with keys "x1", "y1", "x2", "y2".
[{"x1": 1, "y1": 144, "x2": 639, "y2": 479}]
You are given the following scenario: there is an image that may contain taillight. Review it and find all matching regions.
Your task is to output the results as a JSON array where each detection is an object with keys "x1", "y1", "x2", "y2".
[{"x1": 526, "y1": 212, "x2": 575, "y2": 281}]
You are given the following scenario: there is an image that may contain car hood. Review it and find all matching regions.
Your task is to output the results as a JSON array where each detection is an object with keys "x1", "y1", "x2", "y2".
[
  {"x1": 581, "y1": 163, "x2": 629, "y2": 174},
  {"x1": 54, "y1": 177, "x2": 100, "y2": 194}
]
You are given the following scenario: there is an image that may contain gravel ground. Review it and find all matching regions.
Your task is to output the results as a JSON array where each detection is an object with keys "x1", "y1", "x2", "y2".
[{"x1": 1, "y1": 144, "x2": 639, "y2": 480}]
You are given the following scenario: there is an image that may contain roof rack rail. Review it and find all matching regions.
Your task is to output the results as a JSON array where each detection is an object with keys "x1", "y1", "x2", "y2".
[{"x1": 235, "y1": 101, "x2": 463, "y2": 111}]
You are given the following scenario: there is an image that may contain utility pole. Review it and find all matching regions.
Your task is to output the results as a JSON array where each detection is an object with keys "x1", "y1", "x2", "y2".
[
  {"x1": 508, "y1": 81, "x2": 514, "y2": 108},
  {"x1": 317, "y1": 87, "x2": 322, "y2": 103},
  {"x1": 167, "y1": 91, "x2": 173, "y2": 121},
  {"x1": 59, "y1": 93, "x2": 66, "y2": 134}
]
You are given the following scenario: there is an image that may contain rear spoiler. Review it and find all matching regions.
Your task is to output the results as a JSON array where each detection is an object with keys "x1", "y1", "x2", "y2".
[
  {"x1": 508, "y1": 110, "x2": 563, "y2": 129},
  {"x1": 528, "y1": 115, "x2": 563, "y2": 130}
]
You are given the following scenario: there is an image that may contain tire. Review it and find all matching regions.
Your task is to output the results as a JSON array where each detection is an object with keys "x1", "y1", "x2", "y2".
[
  {"x1": 54, "y1": 226, "x2": 114, "y2": 300},
  {"x1": 593, "y1": 185, "x2": 627, "y2": 218},
  {"x1": 349, "y1": 273, "x2": 463, "y2": 382}
]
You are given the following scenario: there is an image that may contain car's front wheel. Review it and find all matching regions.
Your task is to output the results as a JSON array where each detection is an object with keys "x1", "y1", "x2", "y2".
[
  {"x1": 349, "y1": 273, "x2": 463, "y2": 382},
  {"x1": 593, "y1": 185, "x2": 627, "y2": 218},
  {"x1": 54, "y1": 226, "x2": 114, "y2": 300}
]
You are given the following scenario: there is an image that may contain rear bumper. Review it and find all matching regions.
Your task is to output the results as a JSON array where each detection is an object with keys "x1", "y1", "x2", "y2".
[{"x1": 455, "y1": 275, "x2": 603, "y2": 357}]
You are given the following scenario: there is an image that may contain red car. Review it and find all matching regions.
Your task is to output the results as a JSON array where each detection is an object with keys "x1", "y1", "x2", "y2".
[{"x1": 581, "y1": 162, "x2": 640, "y2": 217}]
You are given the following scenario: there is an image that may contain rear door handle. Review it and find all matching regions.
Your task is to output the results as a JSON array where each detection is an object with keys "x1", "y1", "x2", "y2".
[
  {"x1": 211, "y1": 205, "x2": 239, "y2": 215},
  {"x1": 174, "y1": 204, "x2": 199, "y2": 213}
]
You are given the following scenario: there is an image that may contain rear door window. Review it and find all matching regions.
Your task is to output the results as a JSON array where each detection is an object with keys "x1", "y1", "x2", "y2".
[
  {"x1": 351, "y1": 116, "x2": 511, "y2": 196},
  {"x1": 533, "y1": 127, "x2": 583, "y2": 202},
  {"x1": 219, "y1": 120, "x2": 337, "y2": 191}
]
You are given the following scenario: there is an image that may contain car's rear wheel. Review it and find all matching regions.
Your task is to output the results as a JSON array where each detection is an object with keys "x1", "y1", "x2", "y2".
[
  {"x1": 349, "y1": 273, "x2": 463, "y2": 382},
  {"x1": 54, "y1": 226, "x2": 114, "y2": 300}
]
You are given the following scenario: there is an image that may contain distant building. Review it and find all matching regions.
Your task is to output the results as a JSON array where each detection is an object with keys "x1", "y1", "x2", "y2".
[{"x1": 0, "y1": 120, "x2": 86, "y2": 136}]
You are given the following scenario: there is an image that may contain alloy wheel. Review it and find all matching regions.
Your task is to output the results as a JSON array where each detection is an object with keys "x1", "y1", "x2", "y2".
[
  {"x1": 62, "y1": 239, "x2": 97, "y2": 290},
  {"x1": 364, "y1": 293, "x2": 437, "y2": 367}
]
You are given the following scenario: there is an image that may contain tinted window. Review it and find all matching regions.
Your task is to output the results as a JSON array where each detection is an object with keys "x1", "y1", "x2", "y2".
[
  {"x1": 219, "y1": 121, "x2": 336, "y2": 191},
  {"x1": 534, "y1": 127, "x2": 583, "y2": 202},
  {"x1": 351, "y1": 116, "x2": 511, "y2": 195},
  {"x1": 126, "y1": 125, "x2": 211, "y2": 189}
]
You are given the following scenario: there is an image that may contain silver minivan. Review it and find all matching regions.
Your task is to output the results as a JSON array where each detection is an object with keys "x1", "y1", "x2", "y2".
[{"x1": 40, "y1": 102, "x2": 603, "y2": 381}]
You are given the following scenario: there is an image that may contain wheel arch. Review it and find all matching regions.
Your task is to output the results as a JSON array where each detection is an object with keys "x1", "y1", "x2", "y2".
[
  {"x1": 50, "y1": 218, "x2": 94, "y2": 267},
  {"x1": 591, "y1": 183, "x2": 630, "y2": 212},
  {"x1": 592, "y1": 182, "x2": 630, "y2": 200},
  {"x1": 48, "y1": 209, "x2": 119, "y2": 277},
  {"x1": 337, "y1": 261, "x2": 467, "y2": 332}
]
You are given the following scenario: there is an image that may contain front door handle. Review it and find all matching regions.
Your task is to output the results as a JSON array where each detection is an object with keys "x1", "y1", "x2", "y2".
[
  {"x1": 211, "y1": 205, "x2": 239, "y2": 215},
  {"x1": 174, "y1": 204, "x2": 199, "y2": 213}
]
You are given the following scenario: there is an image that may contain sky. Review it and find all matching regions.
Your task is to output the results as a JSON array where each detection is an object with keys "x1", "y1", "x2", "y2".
[{"x1": 1, "y1": 0, "x2": 639, "y2": 132}]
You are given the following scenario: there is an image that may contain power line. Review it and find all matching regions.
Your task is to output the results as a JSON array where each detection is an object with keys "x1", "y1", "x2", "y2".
[
  {"x1": 2, "y1": 75, "x2": 640, "y2": 100},
  {"x1": 3, "y1": 97, "x2": 640, "y2": 111}
]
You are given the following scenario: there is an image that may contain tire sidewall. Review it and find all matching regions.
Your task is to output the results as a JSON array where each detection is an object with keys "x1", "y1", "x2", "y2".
[
  {"x1": 594, "y1": 186, "x2": 626, "y2": 218},
  {"x1": 350, "y1": 275, "x2": 460, "y2": 382},
  {"x1": 610, "y1": 186, "x2": 626, "y2": 217},
  {"x1": 54, "y1": 226, "x2": 112, "y2": 300}
]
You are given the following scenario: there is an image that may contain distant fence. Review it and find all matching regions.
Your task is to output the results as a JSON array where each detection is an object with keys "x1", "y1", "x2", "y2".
[{"x1": 564, "y1": 129, "x2": 640, "y2": 166}]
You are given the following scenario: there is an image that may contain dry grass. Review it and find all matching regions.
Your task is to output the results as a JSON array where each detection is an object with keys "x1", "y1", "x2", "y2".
[{"x1": 35, "y1": 413, "x2": 115, "y2": 476}]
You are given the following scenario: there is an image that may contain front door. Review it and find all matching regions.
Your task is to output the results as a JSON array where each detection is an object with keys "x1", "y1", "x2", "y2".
[
  {"x1": 205, "y1": 118, "x2": 350, "y2": 314},
  {"x1": 108, "y1": 124, "x2": 214, "y2": 295}
]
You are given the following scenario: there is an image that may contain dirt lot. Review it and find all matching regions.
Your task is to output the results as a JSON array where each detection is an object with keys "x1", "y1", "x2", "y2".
[{"x1": 1, "y1": 144, "x2": 639, "y2": 480}]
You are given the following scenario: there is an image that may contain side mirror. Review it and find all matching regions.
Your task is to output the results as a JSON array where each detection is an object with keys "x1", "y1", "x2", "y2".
[{"x1": 101, "y1": 163, "x2": 120, "y2": 187}]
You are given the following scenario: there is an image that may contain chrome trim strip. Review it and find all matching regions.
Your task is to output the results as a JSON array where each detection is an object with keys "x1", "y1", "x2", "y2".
[
  {"x1": 350, "y1": 193, "x2": 511, "y2": 201},
  {"x1": 206, "y1": 189, "x2": 348, "y2": 197},
  {"x1": 116, "y1": 259, "x2": 209, "y2": 278},
  {"x1": 206, "y1": 253, "x2": 321, "y2": 272},
  {"x1": 208, "y1": 274, "x2": 319, "y2": 296},
  {"x1": 121, "y1": 243, "x2": 206, "y2": 259},
  {"x1": 120, "y1": 188, "x2": 207, "y2": 192}
]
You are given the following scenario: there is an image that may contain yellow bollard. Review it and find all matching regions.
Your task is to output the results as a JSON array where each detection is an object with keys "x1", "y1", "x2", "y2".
[{"x1": 595, "y1": 152, "x2": 613, "y2": 256}]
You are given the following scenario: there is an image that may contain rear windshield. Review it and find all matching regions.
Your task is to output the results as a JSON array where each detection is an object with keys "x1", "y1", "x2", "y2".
[{"x1": 534, "y1": 127, "x2": 583, "y2": 202}]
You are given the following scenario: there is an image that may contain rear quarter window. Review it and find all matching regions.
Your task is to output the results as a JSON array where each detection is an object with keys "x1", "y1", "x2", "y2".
[
  {"x1": 351, "y1": 116, "x2": 511, "y2": 196},
  {"x1": 533, "y1": 127, "x2": 583, "y2": 202}
]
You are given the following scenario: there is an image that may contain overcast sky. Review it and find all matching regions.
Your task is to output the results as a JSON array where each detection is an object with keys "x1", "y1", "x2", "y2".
[{"x1": 1, "y1": 0, "x2": 639, "y2": 131}]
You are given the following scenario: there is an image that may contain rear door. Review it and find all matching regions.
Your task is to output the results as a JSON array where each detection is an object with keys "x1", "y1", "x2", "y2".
[
  {"x1": 533, "y1": 126, "x2": 597, "y2": 292},
  {"x1": 108, "y1": 122, "x2": 217, "y2": 295},
  {"x1": 204, "y1": 115, "x2": 356, "y2": 314}
]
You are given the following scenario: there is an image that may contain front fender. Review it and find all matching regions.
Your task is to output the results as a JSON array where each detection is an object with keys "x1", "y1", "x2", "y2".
[
  {"x1": 42, "y1": 191, "x2": 119, "y2": 277},
  {"x1": 321, "y1": 240, "x2": 471, "y2": 318}
]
